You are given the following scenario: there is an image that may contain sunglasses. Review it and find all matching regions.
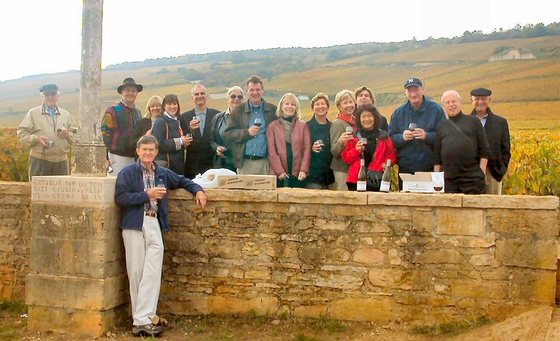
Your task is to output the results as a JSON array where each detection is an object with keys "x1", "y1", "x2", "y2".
[{"x1": 230, "y1": 94, "x2": 243, "y2": 100}]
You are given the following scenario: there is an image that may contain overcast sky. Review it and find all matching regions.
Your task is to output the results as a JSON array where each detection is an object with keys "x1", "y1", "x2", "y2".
[{"x1": 0, "y1": 0, "x2": 557, "y2": 81}]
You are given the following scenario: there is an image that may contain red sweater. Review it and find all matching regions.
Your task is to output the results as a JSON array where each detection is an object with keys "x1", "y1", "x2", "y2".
[{"x1": 341, "y1": 136, "x2": 397, "y2": 183}]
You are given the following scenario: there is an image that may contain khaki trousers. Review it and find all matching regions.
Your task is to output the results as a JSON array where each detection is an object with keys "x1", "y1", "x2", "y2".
[
  {"x1": 485, "y1": 172, "x2": 502, "y2": 195},
  {"x1": 237, "y1": 158, "x2": 269, "y2": 175},
  {"x1": 108, "y1": 152, "x2": 135, "y2": 176},
  {"x1": 122, "y1": 216, "x2": 164, "y2": 326},
  {"x1": 333, "y1": 171, "x2": 349, "y2": 191}
]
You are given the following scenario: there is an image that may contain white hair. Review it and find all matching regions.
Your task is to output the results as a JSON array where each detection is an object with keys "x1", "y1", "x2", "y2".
[{"x1": 441, "y1": 90, "x2": 462, "y2": 104}]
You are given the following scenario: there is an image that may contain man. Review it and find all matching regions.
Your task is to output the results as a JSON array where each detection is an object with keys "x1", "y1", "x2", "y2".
[
  {"x1": 179, "y1": 84, "x2": 220, "y2": 179},
  {"x1": 470, "y1": 88, "x2": 511, "y2": 194},
  {"x1": 115, "y1": 135, "x2": 207, "y2": 337},
  {"x1": 354, "y1": 86, "x2": 388, "y2": 130},
  {"x1": 389, "y1": 77, "x2": 446, "y2": 178},
  {"x1": 224, "y1": 75, "x2": 277, "y2": 175},
  {"x1": 101, "y1": 77, "x2": 143, "y2": 175},
  {"x1": 434, "y1": 90, "x2": 489, "y2": 194},
  {"x1": 17, "y1": 83, "x2": 78, "y2": 179}
]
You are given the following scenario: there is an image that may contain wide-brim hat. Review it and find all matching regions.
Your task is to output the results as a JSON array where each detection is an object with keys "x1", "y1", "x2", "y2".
[{"x1": 117, "y1": 77, "x2": 143, "y2": 94}]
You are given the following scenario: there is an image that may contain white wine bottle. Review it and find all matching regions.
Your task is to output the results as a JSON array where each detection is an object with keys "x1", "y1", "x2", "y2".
[
  {"x1": 357, "y1": 155, "x2": 367, "y2": 192},
  {"x1": 379, "y1": 159, "x2": 392, "y2": 192}
]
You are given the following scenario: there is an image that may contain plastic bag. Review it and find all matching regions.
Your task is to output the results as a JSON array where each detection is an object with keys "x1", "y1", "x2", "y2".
[{"x1": 191, "y1": 168, "x2": 236, "y2": 188}]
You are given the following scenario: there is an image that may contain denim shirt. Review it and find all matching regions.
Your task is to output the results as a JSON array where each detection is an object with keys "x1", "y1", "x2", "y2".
[{"x1": 244, "y1": 100, "x2": 267, "y2": 157}]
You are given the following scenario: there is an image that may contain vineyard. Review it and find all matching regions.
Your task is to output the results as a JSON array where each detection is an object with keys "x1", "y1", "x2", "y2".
[{"x1": 1, "y1": 127, "x2": 558, "y2": 196}]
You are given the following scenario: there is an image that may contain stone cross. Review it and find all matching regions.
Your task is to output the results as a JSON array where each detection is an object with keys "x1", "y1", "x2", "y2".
[{"x1": 71, "y1": 0, "x2": 107, "y2": 176}]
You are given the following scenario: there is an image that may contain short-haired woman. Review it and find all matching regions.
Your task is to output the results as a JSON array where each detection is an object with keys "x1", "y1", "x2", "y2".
[
  {"x1": 306, "y1": 93, "x2": 334, "y2": 189},
  {"x1": 210, "y1": 86, "x2": 244, "y2": 171},
  {"x1": 267, "y1": 93, "x2": 311, "y2": 188},
  {"x1": 329, "y1": 89, "x2": 357, "y2": 190}
]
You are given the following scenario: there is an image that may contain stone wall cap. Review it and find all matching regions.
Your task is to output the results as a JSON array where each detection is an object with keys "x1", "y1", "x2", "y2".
[
  {"x1": 368, "y1": 192, "x2": 463, "y2": 207},
  {"x1": 463, "y1": 195, "x2": 559, "y2": 210},
  {"x1": 277, "y1": 188, "x2": 367, "y2": 205}
]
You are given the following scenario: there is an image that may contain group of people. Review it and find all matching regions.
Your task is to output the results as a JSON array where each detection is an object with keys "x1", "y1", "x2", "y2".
[
  {"x1": 16, "y1": 75, "x2": 511, "y2": 337},
  {"x1": 96, "y1": 75, "x2": 510, "y2": 195},
  {"x1": 17, "y1": 74, "x2": 511, "y2": 195}
]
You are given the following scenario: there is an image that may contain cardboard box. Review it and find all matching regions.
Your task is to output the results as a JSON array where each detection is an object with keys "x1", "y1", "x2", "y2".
[
  {"x1": 244, "y1": 175, "x2": 277, "y2": 190},
  {"x1": 217, "y1": 175, "x2": 246, "y2": 189},
  {"x1": 217, "y1": 175, "x2": 277, "y2": 190},
  {"x1": 399, "y1": 172, "x2": 445, "y2": 193}
]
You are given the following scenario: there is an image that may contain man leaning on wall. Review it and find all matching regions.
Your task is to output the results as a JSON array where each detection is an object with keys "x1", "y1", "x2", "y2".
[
  {"x1": 115, "y1": 135, "x2": 207, "y2": 337},
  {"x1": 17, "y1": 83, "x2": 78, "y2": 179}
]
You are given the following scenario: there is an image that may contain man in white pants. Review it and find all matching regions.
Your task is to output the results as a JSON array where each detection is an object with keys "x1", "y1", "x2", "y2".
[{"x1": 115, "y1": 135, "x2": 207, "y2": 337}]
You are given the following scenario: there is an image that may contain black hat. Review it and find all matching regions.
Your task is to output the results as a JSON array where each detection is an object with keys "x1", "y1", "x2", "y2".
[
  {"x1": 470, "y1": 88, "x2": 492, "y2": 97},
  {"x1": 39, "y1": 83, "x2": 59, "y2": 93},
  {"x1": 404, "y1": 77, "x2": 423, "y2": 88},
  {"x1": 117, "y1": 77, "x2": 143, "y2": 94}
]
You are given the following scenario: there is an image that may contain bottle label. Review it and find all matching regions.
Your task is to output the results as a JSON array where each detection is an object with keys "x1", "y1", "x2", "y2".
[
  {"x1": 357, "y1": 180, "x2": 367, "y2": 192},
  {"x1": 379, "y1": 181, "x2": 390, "y2": 192}
]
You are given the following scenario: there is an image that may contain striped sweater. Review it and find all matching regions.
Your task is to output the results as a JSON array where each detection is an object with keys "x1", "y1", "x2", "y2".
[{"x1": 101, "y1": 101, "x2": 141, "y2": 157}]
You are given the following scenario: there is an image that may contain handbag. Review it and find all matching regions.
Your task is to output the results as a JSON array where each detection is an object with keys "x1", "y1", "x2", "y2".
[{"x1": 366, "y1": 170, "x2": 383, "y2": 191}]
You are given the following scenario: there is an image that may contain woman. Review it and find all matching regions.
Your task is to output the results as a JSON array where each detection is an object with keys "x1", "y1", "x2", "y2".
[
  {"x1": 329, "y1": 89, "x2": 357, "y2": 191},
  {"x1": 355, "y1": 86, "x2": 388, "y2": 130},
  {"x1": 306, "y1": 93, "x2": 334, "y2": 189},
  {"x1": 341, "y1": 103, "x2": 397, "y2": 191},
  {"x1": 210, "y1": 86, "x2": 244, "y2": 171},
  {"x1": 152, "y1": 94, "x2": 192, "y2": 175},
  {"x1": 129, "y1": 95, "x2": 162, "y2": 150},
  {"x1": 267, "y1": 93, "x2": 311, "y2": 188}
]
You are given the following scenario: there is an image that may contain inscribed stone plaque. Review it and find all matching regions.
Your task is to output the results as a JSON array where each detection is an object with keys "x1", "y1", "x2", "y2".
[{"x1": 31, "y1": 176, "x2": 116, "y2": 207}]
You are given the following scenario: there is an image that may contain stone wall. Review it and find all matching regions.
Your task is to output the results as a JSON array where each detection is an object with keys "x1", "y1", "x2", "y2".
[
  {"x1": 162, "y1": 188, "x2": 559, "y2": 324},
  {"x1": 0, "y1": 182, "x2": 558, "y2": 326},
  {"x1": 0, "y1": 182, "x2": 30, "y2": 301}
]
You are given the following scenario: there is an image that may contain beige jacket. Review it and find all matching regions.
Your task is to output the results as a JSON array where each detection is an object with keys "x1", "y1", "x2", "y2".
[{"x1": 17, "y1": 105, "x2": 78, "y2": 162}]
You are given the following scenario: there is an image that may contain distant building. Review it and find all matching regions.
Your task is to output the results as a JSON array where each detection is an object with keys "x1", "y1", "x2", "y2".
[
  {"x1": 489, "y1": 49, "x2": 536, "y2": 62},
  {"x1": 298, "y1": 95, "x2": 309, "y2": 101}
]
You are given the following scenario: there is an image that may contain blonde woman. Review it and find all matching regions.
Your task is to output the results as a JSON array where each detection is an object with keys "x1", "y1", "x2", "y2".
[
  {"x1": 329, "y1": 89, "x2": 357, "y2": 191},
  {"x1": 130, "y1": 95, "x2": 162, "y2": 149},
  {"x1": 267, "y1": 93, "x2": 311, "y2": 188}
]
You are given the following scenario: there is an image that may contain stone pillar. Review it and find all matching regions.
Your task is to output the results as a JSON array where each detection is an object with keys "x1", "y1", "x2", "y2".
[
  {"x1": 71, "y1": 0, "x2": 106, "y2": 176},
  {"x1": 26, "y1": 176, "x2": 128, "y2": 337}
]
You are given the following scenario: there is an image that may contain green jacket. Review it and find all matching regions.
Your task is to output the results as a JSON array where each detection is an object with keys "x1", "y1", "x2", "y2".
[{"x1": 224, "y1": 100, "x2": 277, "y2": 169}]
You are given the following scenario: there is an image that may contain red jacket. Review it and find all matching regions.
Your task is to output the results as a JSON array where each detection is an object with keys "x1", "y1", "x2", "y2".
[
  {"x1": 341, "y1": 136, "x2": 397, "y2": 183},
  {"x1": 267, "y1": 119, "x2": 311, "y2": 177}
]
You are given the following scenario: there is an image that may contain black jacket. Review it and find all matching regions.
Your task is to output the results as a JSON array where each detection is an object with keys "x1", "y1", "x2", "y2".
[
  {"x1": 152, "y1": 115, "x2": 185, "y2": 175},
  {"x1": 470, "y1": 109, "x2": 511, "y2": 182},
  {"x1": 180, "y1": 108, "x2": 220, "y2": 178}
]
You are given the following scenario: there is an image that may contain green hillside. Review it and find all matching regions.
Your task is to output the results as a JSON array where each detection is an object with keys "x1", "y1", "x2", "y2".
[{"x1": 1, "y1": 34, "x2": 559, "y2": 129}]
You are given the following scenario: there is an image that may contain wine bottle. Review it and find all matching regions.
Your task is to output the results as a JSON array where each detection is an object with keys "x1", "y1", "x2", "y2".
[
  {"x1": 357, "y1": 155, "x2": 367, "y2": 192},
  {"x1": 379, "y1": 159, "x2": 392, "y2": 192}
]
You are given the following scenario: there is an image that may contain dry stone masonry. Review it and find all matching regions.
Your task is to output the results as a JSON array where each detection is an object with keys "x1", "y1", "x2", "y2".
[{"x1": 0, "y1": 180, "x2": 558, "y2": 336}]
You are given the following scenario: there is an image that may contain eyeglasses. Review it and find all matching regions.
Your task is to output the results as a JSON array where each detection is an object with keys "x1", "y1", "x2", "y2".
[
  {"x1": 193, "y1": 92, "x2": 206, "y2": 96},
  {"x1": 230, "y1": 94, "x2": 243, "y2": 100}
]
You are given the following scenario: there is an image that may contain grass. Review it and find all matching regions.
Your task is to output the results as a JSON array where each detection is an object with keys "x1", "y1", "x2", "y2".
[
  {"x1": 294, "y1": 334, "x2": 323, "y2": 341},
  {"x1": 0, "y1": 301, "x2": 26, "y2": 314},
  {"x1": 412, "y1": 316, "x2": 491, "y2": 336}
]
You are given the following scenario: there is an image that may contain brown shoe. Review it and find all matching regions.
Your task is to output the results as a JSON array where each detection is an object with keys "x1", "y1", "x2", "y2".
[{"x1": 132, "y1": 323, "x2": 163, "y2": 337}]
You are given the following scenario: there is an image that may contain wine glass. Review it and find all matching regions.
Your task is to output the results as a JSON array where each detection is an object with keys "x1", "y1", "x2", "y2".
[
  {"x1": 360, "y1": 137, "x2": 368, "y2": 145},
  {"x1": 408, "y1": 123, "x2": 418, "y2": 130},
  {"x1": 254, "y1": 118, "x2": 263, "y2": 127}
]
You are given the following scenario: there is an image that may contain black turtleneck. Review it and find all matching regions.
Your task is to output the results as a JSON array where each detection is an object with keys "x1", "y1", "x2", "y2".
[{"x1": 434, "y1": 112, "x2": 489, "y2": 179}]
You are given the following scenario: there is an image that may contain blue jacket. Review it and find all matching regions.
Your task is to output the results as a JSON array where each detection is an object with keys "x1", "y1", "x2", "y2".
[
  {"x1": 389, "y1": 97, "x2": 446, "y2": 173},
  {"x1": 115, "y1": 162, "x2": 203, "y2": 231}
]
